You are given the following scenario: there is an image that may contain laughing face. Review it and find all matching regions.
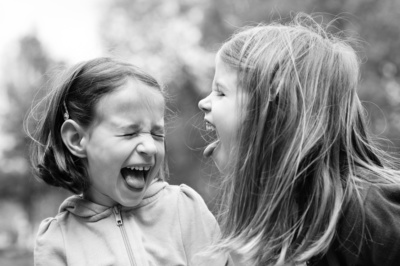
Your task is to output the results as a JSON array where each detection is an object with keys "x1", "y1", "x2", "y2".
[
  {"x1": 198, "y1": 54, "x2": 246, "y2": 173},
  {"x1": 82, "y1": 78, "x2": 165, "y2": 207}
]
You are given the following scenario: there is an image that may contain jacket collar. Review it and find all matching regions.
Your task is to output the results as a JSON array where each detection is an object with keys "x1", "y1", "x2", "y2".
[{"x1": 59, "y1": 180, "x2": 168, "y2": 222}]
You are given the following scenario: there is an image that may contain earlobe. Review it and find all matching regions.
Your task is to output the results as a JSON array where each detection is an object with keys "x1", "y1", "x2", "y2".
[{"x1": 61, "y1": 120, "x2": 87, "y2": 158}]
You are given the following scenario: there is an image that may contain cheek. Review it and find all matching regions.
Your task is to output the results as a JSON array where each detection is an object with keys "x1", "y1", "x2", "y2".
[
  {"x1": 219, "y1": 116, "x2": 241, "y2": 144},
  {"x1": 156, "y1": 142, "x2": 166, "y2": 160},
  {"x1": 86, "y1": 140, "x2": 130, "y2": 174},
  {"x1": 88, "y1": 142, "x2": 121, "y2": 163}
]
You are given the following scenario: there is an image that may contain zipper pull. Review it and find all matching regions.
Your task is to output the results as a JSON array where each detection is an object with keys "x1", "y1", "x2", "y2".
[{"x1": 113, "y1": 206, "x2": 123, "y2": 226}]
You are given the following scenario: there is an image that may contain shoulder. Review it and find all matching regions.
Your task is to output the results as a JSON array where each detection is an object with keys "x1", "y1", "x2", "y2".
[
  {"x1": 163, "y1": 184, "x2": 218, "y2": 228},
  {"x1": 363, "y1": 182, "x2": 400, "y2": 236},
  {"x1": 35, "y1": 216, "x2": 67, "y2": 265},
  {"x1": 364, "y1": 182, "x2": 400, "y2": 209},
  {"x1": 342, "y1": 175, "x2": 400, "y2": 227},
  {"x1": 153, "y1": 183, "x2": 219, "y2": 235},
  {"x1": 169, "y1": 184, "x2": 224, "y2": 263},
  {"x1": 337, "y1": 181, "x2": 400, "y2": 265},
  {"x1": 358, "y1": 182, "x2": 400, "y2": 236},
  {"x1": 178, "y1": 184, "x2": 206, "y2": 201},
  {"x1": 161, "y1": 183, "x2": 205, "y2": 201},
  {"x1": 167, "y1": 184, "x2": 211, "y2": 213},
  {"x1": 36, "y1": 213, "x2": 70, "y2": 242}
]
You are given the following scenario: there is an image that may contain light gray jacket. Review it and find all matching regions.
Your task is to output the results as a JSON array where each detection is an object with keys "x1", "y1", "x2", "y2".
[{"x1": 34, "y1": 181, "x2": 227, "y2": 266}]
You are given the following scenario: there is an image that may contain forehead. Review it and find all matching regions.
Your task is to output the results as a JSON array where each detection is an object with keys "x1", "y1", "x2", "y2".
[
  {"x1": 94, "y1": 78, "x2": 165, "y2": 125},
  {"x1": 214, "y1": 54, "x2": 238, "y2": 88},
  {"x1": 215, "y1": 53, "x2": 237, "y2": 81}
]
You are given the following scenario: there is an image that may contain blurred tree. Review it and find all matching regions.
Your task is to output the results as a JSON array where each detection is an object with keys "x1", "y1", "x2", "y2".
[
  {"x1": 351, "y1": 0, "x2": 400, "y2": 152},
  {"x1": 0, "y1": 35, "x2": 70, "y2": 251}
]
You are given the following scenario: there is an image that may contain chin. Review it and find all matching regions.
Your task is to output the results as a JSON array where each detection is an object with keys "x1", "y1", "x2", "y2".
[
  {"x1": 213, "y1": 149, "x2": 230, "y2": 174},
  {"x1": 121, "y1": 198, "x2": 144, "y2": 208}
]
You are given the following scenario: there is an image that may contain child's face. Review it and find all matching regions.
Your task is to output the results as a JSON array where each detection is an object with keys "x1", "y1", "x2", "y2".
[
  {"x1": 198, "y1": 54, "x2": 246, "y2": 173},
  {"x1": 82, "y1": 79, "x2": 165, "y2": 207}
]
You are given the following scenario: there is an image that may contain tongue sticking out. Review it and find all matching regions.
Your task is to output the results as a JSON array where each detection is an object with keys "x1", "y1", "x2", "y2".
[
  {"x1": 121, "y1": 168, "x2": 146, "y2": 190},
  {"x1": 204, "y1": 140, "x2": 219, "y2": 158}
]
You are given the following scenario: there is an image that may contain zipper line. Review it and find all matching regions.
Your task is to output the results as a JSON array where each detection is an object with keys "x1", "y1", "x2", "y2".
[{"x1": 114, "y1": 206, "x2": 137, "y2": 266}]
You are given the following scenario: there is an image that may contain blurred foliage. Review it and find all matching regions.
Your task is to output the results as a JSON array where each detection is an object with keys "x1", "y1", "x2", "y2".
[{"x1": 0, "y1": 0, "x2": 399, "y2": 264}]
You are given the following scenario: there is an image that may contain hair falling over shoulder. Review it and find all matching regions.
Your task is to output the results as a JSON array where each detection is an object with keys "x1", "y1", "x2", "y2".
[{"x1": 213, "y1": 13, "x2": 400, "y2": 265}]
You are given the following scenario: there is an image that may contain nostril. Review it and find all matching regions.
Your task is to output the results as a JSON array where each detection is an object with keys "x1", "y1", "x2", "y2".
[{"x1": 198, "y1": 98, "x2": 210, "y2": 112}]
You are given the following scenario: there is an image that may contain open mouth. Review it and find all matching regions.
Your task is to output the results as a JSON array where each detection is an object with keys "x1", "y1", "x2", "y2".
[
  {"x1": 204, "y1": 121, "x2": 220, "y2": 158},
  {"x1": 205, "y1": 121, "x2": 215, "y2": 132},
  {"x1": 120, "y1": 166, "x2": 151, "y2": 190}
]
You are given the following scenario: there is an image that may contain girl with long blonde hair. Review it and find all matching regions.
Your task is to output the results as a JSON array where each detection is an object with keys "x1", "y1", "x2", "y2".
[{"x1": 199, "y1": 13, "x2": 400, "y2": 266}]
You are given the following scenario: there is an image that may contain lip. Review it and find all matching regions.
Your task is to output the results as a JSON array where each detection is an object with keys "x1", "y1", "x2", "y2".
[{"x1": 123, "y1": 163, "x2": 154, "y2": 168}]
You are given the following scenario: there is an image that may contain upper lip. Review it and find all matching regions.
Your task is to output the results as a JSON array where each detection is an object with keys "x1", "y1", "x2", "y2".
[{"x1": 204, "y1": 118, "x2": 214, "y2": 126}]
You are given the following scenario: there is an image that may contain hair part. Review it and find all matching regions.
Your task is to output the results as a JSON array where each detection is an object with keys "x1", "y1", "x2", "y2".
[
  {"x1": 25, "y1": 57, "x2": 168, "y2": 194},
  {"x1": 214, "y1": 13, "x2": 400, "y2": 265}
]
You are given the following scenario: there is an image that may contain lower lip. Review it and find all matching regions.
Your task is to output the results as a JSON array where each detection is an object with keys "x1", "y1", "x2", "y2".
[{"x1": 125, "y1": 182, "x2": 145, "y2": 192}]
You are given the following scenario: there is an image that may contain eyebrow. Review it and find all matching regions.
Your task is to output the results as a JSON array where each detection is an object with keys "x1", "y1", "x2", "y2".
[
  {"x1": 152, "y1": 124, "x2": 165, "y2": 133},
  {"x1": 119, "y1": 124, "x2": 165, "y2": 132},
  {"x1": 118, "y1": 124, "x2": 140, "y2": 131},
  {"x1": 214, "y1": 81, "x2": 227, "y2": 90}
]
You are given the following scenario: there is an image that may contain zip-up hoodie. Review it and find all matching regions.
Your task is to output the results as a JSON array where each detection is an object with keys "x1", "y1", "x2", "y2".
[{"x1": 34, "y1": 181, "x2": 227, "y2": 266}]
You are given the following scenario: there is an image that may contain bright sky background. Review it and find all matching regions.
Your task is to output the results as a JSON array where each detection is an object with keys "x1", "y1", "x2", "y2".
[
  {"x1": 0, "y1": 0, "x2": 105, "y2": 164},
  {"x1": 0, "y1": 0, "x2": 104, "y2": 63}
]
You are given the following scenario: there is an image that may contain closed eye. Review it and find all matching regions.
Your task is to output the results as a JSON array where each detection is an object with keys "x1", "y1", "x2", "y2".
[
  {"x1": 152, "y1": 133, "x2": 165, "y2": 138},
  {"x1": 213, "y1": 85, "x2": 225, "y2": 96},
  {"x1": 117, "y1": 132, "x2": 138, "y2": 137},
  {"x1": 215, "y1": 90, "x2": 225, "y2": 96},
  {"x1": 117, "y1": 131, "x2": 164, "y2": 138}
]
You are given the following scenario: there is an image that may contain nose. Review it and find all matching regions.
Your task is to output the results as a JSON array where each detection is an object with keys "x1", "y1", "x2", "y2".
[
  {"x1": 198, "y1": 94, "x2": 211, "y2": 113},
  {"x1": 136, "y1": 134, "x2": 157, "y2": 157}
]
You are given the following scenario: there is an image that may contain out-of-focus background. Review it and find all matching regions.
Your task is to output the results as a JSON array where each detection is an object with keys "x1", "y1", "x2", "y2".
[{"x1": 0, "y1": 0, "x2": 399, "y2": 264}]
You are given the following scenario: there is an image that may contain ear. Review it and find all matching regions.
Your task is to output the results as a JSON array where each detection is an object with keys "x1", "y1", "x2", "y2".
[{"x1": 61, "y1": 120, "x2": 88, "y2": 158}]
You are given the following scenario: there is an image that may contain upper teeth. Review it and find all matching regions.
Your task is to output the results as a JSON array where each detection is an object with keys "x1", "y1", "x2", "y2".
[
  {"x1": 206, "y1": 122, "x2": 215, "y2": 131},
  {"x1": 129, "y1": 166, "x2": 150, "y2": 171}
]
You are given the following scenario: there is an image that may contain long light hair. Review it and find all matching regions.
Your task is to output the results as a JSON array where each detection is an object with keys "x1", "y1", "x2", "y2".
[{"x1": 214, "y1": 13, "x2": 400, "y2": 265}]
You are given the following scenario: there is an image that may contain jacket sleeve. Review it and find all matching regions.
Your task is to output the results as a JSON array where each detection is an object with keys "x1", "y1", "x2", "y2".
[
  {"x1": 34, "y1": 217, "x2": 67, "y2": 266},
  {"x1": 177, "y1": 184, "x2": 231, "y2": 266}
]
